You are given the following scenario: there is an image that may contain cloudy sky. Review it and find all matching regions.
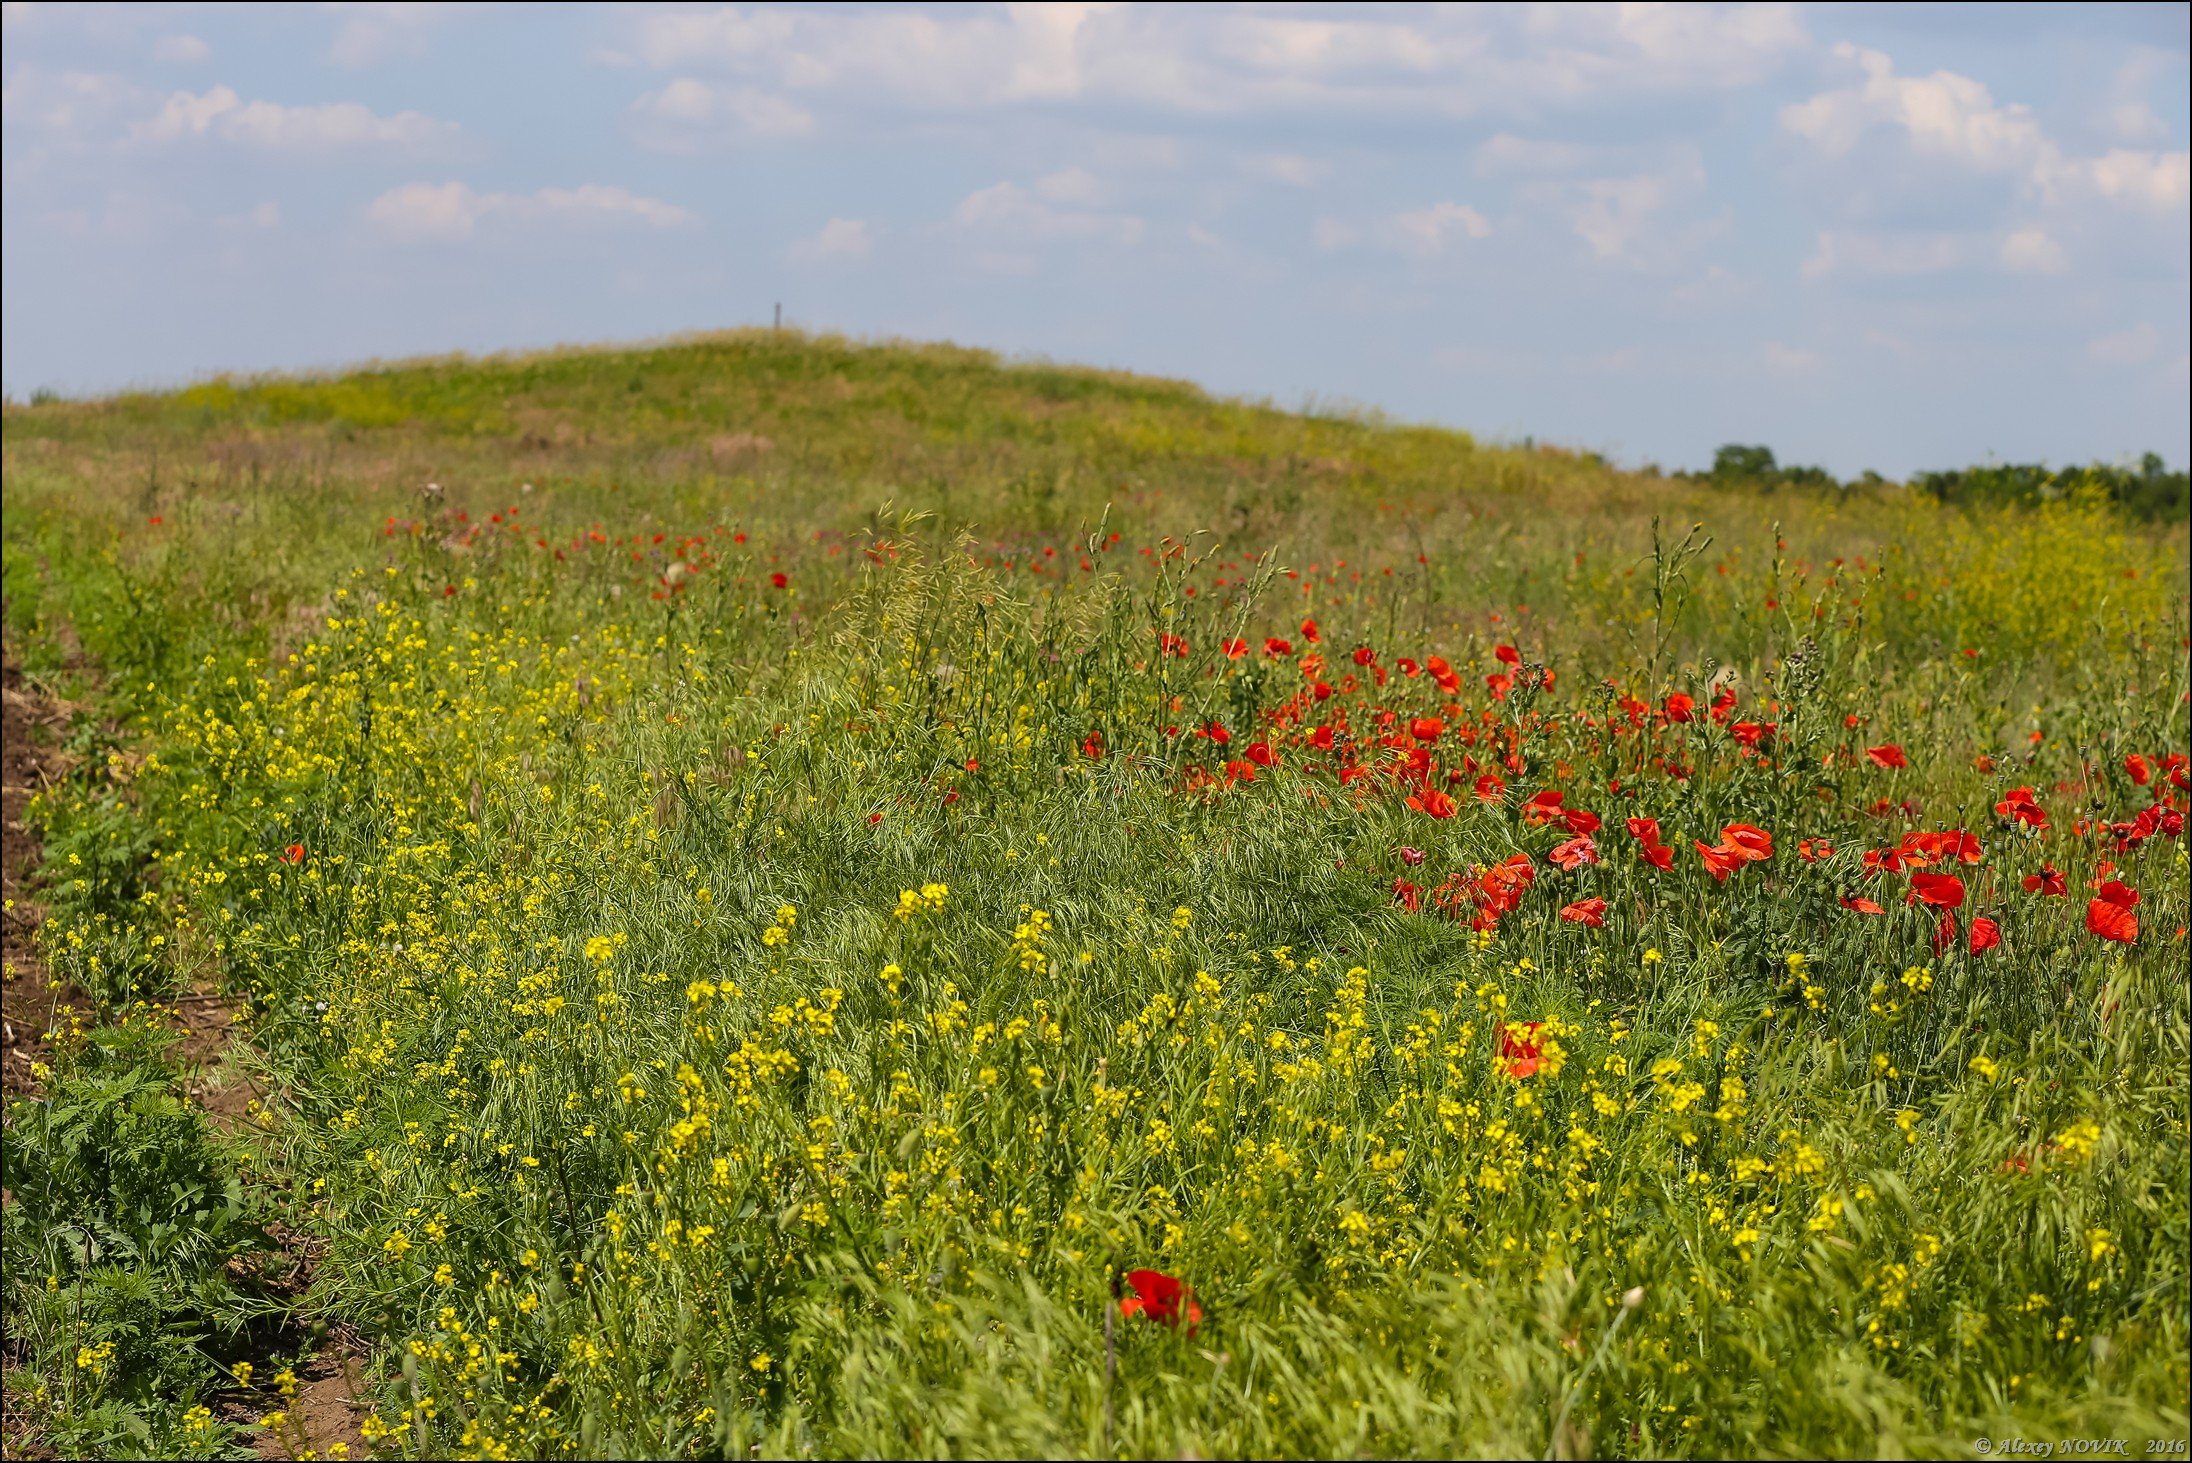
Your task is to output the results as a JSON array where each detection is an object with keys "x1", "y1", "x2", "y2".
[{"x1": 3, "y1": 2, "x2": 2186, "y2": 476}]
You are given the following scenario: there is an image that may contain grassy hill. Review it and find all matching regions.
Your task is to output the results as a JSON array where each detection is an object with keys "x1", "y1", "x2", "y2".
[{"x1": 2, "y1": 333, "x2": 2187, "y2": 1459}]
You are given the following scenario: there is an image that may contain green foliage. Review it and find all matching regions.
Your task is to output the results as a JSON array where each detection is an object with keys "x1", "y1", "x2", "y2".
[
  {"x1": 1707, "y1": 443, "x2": 1842, "y2": 493},
  {"x1": 1914, "y1": 453, "x2": 2191, "y2": 523},
  {"x1": 1706, "y1": 441, "x2": 2188, "y2": 523},
  {"x1": 2, "y1": 1017, "x2": 268, "y2": 1458}
]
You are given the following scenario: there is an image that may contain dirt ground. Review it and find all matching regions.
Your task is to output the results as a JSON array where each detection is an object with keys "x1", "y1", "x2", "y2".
[
  {"x1": 1, "y1": 657, "x2": 88, "y2": 1099},
  {"x1": 0, "y1": 650, "x2": 370, "y2": 1462}
]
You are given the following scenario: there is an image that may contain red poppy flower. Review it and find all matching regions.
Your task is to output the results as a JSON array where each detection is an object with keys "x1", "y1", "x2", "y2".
[
  {"x1": 2125, "y1": 753, "x2": 2152, "y2": 787},
  {"x1": 1797, "y1": 837, "x2": 1833, "y2": 862},
  {"x1": 1994, "y1": 788, "x2": 2047, "y2": 829},
  {"x1": 1081, "y1": 731, "x2": 1105, "y2": 759},
  {"x1": 1455, "y1": 855, "x2": 1538, "y2": 930},
  {"x1": 1523, "y1": 789, "x2": 1566, "y2": 825},
  {"x1": 2086, "y1": 898, "x2": 2138, "y2": 944},
  {"x1": 1910, "y1": 872, "x2": 1966, "y2": 908},
  {"x1": 1562, "y1": 808, "x2": 1602, "y2": 835},
  {"x1": 1866, "y1": 743, "x2": 1908, "y2": 769},
  {"x1": 1626, "y1": 816, "x2": 1663, "y2": 846},
  {"x1": 1397, "y1": 846, "x2": 1426, "y2": 866},
  {"x1": 1559, "y1": 897, "x2": 1607, "y2": 927},
  {"x1": 1730, "y1": 721, "x2": 1770, "y2": 747},
  {"x1": 1199, "y1": 721, "x2": 1230, "y2": 746},
  {"x1": 1427, "y1": 656, "x2": 1461, "y2": 694},
  {"x1": 1396, "y1": 657, "x2": 1420, "y2": 676},
  {"x1": 1474, "y1": 773, "x2": 1506, "y2": 804},
  {"x1": 1496, "y1": 1022, "x2": 1543, "y2": 1079},
  {"x1": 1119, "y1": 1269, "x2": 1202, "y2": 1333},
  {"x1": 1841, "y1": 895, "x2": 1885, "y2": 915},
  {"x1": 769, "y1": 572, "x2": 789, "y2": 589},
  {"x1": 1695, "y1": 840, "x2": 1744, "y2": 883},
  {"x1": 282, "y1": 843, "x2": 305, "y2": 864},
  {"x1": 1299, "y1": 618, "x2": 1321, "y2": 643},
  {"x1": 2093, "y1": 880, "x2": 2140, "y2": 910},
  {"x1": 1485, "y1": 672, "x2": 1513, "y2": 700},
  {"x1": 2022, "y1": 865, "x2": 2065, "y2": 896},
  {"x1": 1222, "y1": 638, "x2": 1248, "y2": 659},
  {"x1": 1352, "y1": 646, "x2": 1376, "y2": 666},
  {"x1": 1244, "y1": 741, "x2": 1276, "y2": 768},
  {"x1": 1898, "y1": 829, "x2": 1982, "y2": 866},
  {"x1": 1662, "y1": 692, "x2": 1695, "y2": 723},
  {"x1": 1928, "y1": 908, "x2": 1960, "y2": 955},
  {"x1": 1550, "y1": 835, "x2": 1600, "y2": 871},
  {"x1": 1408, "y1": 786, "x2": 1457, "y2": 819},
  {"x1": 1494, "y1": 644, "x2": 1521, "y2": 666},
  {"x1": 1639, "y1": 842, "x2": 1674, "y2": 871},
  {"x1": 1719, "y1": 824, "x2": 1774, "y2": 862},
  {"x1": 1968, "y1": 916, "x2": 2002, "y2": 953},
  {"x1": 1392, "y1": 878, "x2": 1423, "y2": 913},
  {"x1": 1410, "y1": 717, "x2": 1445, "y2": 743},
  {"x1": 1264, "y1": 637, "x2": 1293, "y2": 657}
]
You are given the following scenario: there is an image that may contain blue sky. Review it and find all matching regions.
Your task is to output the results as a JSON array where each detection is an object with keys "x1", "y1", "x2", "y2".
[{"x1": 3, "y1": 2, "x2": 2186, "y2": 477}]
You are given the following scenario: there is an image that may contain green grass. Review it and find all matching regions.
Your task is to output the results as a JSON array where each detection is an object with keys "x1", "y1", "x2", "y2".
[{"x1": 3, "y1": 330, "x2": 2187, "y2": 1459}]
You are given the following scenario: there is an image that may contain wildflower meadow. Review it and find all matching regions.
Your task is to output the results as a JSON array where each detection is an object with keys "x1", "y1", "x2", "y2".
[{"x1": 2, "y1": 331, "x2": 2187, "y2": 1460}]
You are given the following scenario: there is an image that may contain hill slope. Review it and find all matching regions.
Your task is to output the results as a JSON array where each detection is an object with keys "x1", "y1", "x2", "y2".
[{"x1": 2, "y1": 332, "x2": 2187, "y2": 1459}]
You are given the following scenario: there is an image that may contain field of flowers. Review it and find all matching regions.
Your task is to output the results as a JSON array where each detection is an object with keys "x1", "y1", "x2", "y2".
[{"x1": 2, "y1": 332, "x2": 2187, "y2": 1460}]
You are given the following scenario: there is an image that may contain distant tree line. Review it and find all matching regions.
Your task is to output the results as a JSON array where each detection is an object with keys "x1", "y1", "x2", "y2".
[{"x1": 1699, "y1": 444, "x2": 2188, "y2": 523}]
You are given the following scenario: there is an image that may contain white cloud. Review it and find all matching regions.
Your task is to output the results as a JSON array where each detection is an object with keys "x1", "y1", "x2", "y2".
[
  {"x1": 366, "y1": 180, "x2": 695, "y2": 243},
  {"x1": 1313, "y1": 202, "x2": 1491, "y2": 257},
  {"x1": 628, "y1": 77, "x2": 815, "y2": 150},
  {"x1": 1472, "y1": 133, "x2": 1592, "y2": 177},
  {"x1": 1763, "y1": 341, "x2": 1817, "y2": 374},
  {"x1": 2078, "y1": 149, "x2": 2190, "y2": 212},
  {"x1": 35, "y1": 189, "x2": 179, "y2": 242},
  {"x1": 325, "y1": 2, "x2": 449, "y2": 68},
  {"x1": 953, "y1": 180, "x2": 1143, "y2": 245},
  {"x1": 787, "y1": 216, "x2": 872, "y2": 262},
  {"x1": 1568, "y1": 175, "x2": 1676, "y2": 260},
  {"x1": 1782, "y1": 43, "x2": 2190, "y2": 213},
  {"x1": 132, "y1": 85, "x2": 454, "y2": 149},
  {"x1": 249, "y1": 200, "x2": 281, "y2": 229},
  {"x1": 2102, "y1": 49, "x2": 2173, "y2": 143},
  {"x1": 624, "y1": 3, "x2": 1804, "y2": 117},
  {"x1": 1, "y1": 67, "x2": 142, "y2": 138},
  {"x1": 1242, "y1": 152, "x2": 1328, "y2": 187},
  {"x1": 1035, "y1": 166, "x2": 1106, "y2": 206},
  {"x1": 2107, "y1": 102, "x2": 2166, "y2": 144},
  {"x1": 1310, "y1": 216, "x2": 1356, "y2": 251},
  {"x1": 153, "y1": 34, "x2": 210, "y2": 64},
  {"x1": 2087, "y1": 323, "x2": 2159, "y2": 367},
  {"x1": 1800, "y1": 229, "x2": 1965, "y2": 279},
  {"x1": 1389, "y1": 201, "x2": 1491, "y2": 256},
  {"x1": 1997, "y1": 227, "x2": 2066, "y2": 275},
  {"x1": 1781, "y1": 45, "x2": 2043, "y2": 169},
  {"x1": 631, "y1": 3, "x2": 1100, "y2": 107}
]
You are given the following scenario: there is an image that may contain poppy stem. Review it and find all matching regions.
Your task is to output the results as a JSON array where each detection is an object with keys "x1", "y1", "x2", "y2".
[{"x1": 1104, "y1": 1268, "x2": 1118, "y2": 1454}]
